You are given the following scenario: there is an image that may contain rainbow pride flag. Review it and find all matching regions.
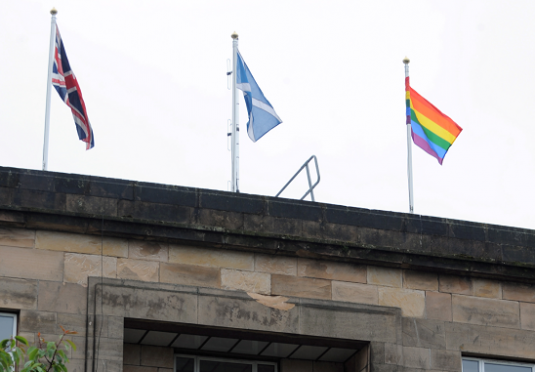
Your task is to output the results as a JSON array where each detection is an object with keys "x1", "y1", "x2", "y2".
[{"x1": 405, "y1": 77, "x2": 462, "y2": 164}]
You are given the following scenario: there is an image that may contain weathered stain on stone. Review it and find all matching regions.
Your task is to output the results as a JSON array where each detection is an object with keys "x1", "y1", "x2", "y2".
[{"x1": 247, "y1": 292, "x2": 295, "y2": 310}]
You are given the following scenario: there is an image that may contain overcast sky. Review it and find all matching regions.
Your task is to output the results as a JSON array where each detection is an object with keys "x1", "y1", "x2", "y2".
[{"x1": 1, "y1": 0, "x2": 534, "y2": 230}]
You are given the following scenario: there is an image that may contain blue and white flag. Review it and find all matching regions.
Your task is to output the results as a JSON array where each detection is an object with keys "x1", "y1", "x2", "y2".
[{"x1": 236, "y1": 50, "x2": 282, "y2": 142}]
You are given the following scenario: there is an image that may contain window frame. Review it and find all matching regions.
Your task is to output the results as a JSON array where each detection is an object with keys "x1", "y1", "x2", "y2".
[
  {"x1": 463, "y1": 357, "x2": 535, "y2": 372},
  {"x1": 0, "y1": 312, "x2": 17, "y2": 341},
  {"x1": 175, "y1": 353, "x2": 278, "y2": 372}
]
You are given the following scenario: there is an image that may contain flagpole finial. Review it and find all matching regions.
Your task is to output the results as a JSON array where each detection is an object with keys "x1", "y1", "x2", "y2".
[
  {"x1": 403, "y1": 56, "x2": 410, "y2": 64},
  {"x1": 231, "y1": 31, "x2": 239, "y2": 39},
  {"x1": 50, "y1": 8, "x2": 57, "y2": 15}
]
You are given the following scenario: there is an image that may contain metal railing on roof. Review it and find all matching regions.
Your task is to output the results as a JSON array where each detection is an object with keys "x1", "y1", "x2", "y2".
[{"x1": 275, "y1": 155, "x2": 320, "y2": 202}]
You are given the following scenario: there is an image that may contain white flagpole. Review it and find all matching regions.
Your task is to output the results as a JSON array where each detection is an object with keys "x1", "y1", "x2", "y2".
[
  {"x1": 231, "y1": 32, "x2": 240, "y2": 192},
  {"x1": 404, "y1": 56, "x2": 414, "y2": 213},
  {"x1": 42, "y1": 8, "x2": 57, "y2": 171}
]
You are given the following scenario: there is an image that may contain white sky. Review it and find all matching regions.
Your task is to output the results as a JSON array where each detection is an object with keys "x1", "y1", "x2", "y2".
[{"x1": 1, "y1": 0, "x2": 534, "y2": 230}]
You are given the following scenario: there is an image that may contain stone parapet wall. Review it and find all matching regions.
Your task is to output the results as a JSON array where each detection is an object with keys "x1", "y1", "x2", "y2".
[{"x1": 2, "y1": 166, "x2": 535, "y2": 283}]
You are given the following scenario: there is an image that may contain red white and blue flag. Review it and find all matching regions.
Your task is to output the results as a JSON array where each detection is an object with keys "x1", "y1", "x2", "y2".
[{"x1": 52, "y1": 25, "x2": 94, "y2": 150}]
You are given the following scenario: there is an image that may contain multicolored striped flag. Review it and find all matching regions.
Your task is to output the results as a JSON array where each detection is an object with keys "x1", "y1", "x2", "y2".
[
  {"x1": 405, "y1": 77, "x2": 461, "y2": 164},
  {"x1": 52, "y1": 25, "x2": 94, "y2": 150}
]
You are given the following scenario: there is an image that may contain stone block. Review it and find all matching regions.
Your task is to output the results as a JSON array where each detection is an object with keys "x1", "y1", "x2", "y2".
[
  {"x1": 452, "y1": 294, "x2": 519, "y2": 328},
  {"x1": 384, "y1": 343, "x2": 402, "y2": 365},
  {"x1": 160, "y1": 262, "x2": 220, "y2": 288},
  {"x1": 0, "y1": 187, "x2": 13, "y2": 206},
  {"x1": 332, "y1": 281, "x2": 378, "y2": 305},
  {"x1": 243, "y1": 214, "x2": 303, "y2": 238},
  {"x1": 425, "y1": 291, "x2": 452, "y2": 321},
  {"x1": 140, "y1": 346, "x2": 174, "y2": 368},
  {"x1": 19, "y1": 310, "x2": 57, "y2": 333},
  {"x1": 430, "y1": 349, "x2": 461, "y2": 371},
  {"x1": 70, "y1": 335, "x2": 86, "y2": 359},
  {"x1": 198, "y1": 291, "x2": 299, "y2": 334},
  {"x1": 57, "y1": 313, "x2": 87, "y2": 336},
  {"x1": 92, "y1": 337, "x2": 123, "y2": 361},
  {"x1": 93, "y1": 315, "x2": 124, "y2": 339},
  {"x1": 168, "y1": 245, "x2": 254, "y2": 270},
  {"x1": 97, "y1": 284, "x2": 197, "y2": 323},
  {"x1": 323, "y1": 223, "x2": 359, "y2": 243},
  {"x1": 124, "y1": 367, "x2": 156, "y2": 372},
  {"x1": 269, "y1": 199, "x2": 322, "y2": 221},
  {"x1": 520, "y1": 302, "x2": 535, "y2": 331},
  {"x1": 65, "y1": 358, "x2": 85, "y2": 372},
  {"x1": 0, "y1": 277, "x2": 37, "y2": 310},
  {"x1": 444, "y1": 322, "x2": 535, "y2": 358},
  {"x1": 38, "y1": 281, "x2": 87, "y2": 314},
  {"x1": 197, "y1": 209, "x2": 244, "y2": 231},
  {"x1": 299, "y1": 301, "x2": 401, "y2": 344},
  {"x1": 87, "y1": 177, "x2": 133, "y2": 199},
  {"x1": 370, "y1": 342, "x2": 385, "y2": 365},
  {"x1": 85, "y1": 358, "x2": 107, "y2": 372},
  {"x1": 36, "y1": 230, "x2": 103, "y2": 255},
  {"x1": 472, "y1": 278, "x2": 501, "y2": 299},
  {"x1": 123, "y1": 201, "x2": 194, "y2": 225},
  {"x1": 298, "y1": 258, "x2": 366, "y2": 283},
  {"x1": 402, "y1": 347, "x2": 430, "y2": 369},
  {"x1": 503, "y1": 282, "x2": 535, "y2": 303},
  {"x1": 403, "y1": 270, "x2": 437, "y2": 291},
  {"x1": 221, "y1": 268, "x2": 270, "y2": 294},
  {"x1": 106, "y1": 360, "x2": 123, "y2": 372},
  {"x1": 102, "y1": 237, "x2": 129, "y2": 258},
  {"x1": 368, "y1": 364, "x2": 400, "y2": 372},
  {"x1": 255, "y1": 254, "x2": 297, "y2": 275},
  {"x1": 0, "y1": 245, "x2": 63, "y2": 281},
  {"x1": 0, "y1": 227, "x2": 35, "y2": 248},
  {"x1": 134, "y1": 183, "x2": 196, "y2": 207},
  {"x1": 378, "y1": 287, "x2": 425, "y2": 318},
  {"x1": 17, "y1": 332, "x2": 35, "y2": 347},
  {"x1": 438, "y1": 275, "x2": 472, "y2": 295},
  {"x1": 272, "y1": 274, "x2": 331, "y2": 300},
  {"x1": 13, "y1": 188, "x2": 66, "y2": 211},
  {"x1": 123, "y1": 344, "x2": 141, "y2": 365},
  {"x1": 402, "y1": 318, "x2": 445, "y2": 349},
  {"x1": 66, "y1": 194, "x2": 117, "y2": 216},
  {"x1": 368, "y1": 266, "x2": 401, "y2": 288},
  {"x1": 117, "y1": 258, "x2": 159, "y2": 282},
  {"x1": 129, "y1": 241, "x2": 168, "y2": 262},
  {"x1": 65, "y1": 253, "x2": 117, "y2": 286}
]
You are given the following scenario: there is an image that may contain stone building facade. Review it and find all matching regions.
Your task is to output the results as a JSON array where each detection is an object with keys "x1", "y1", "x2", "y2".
[{"x1": 1, "y1": 166, "x2": 535, "y2": 372}]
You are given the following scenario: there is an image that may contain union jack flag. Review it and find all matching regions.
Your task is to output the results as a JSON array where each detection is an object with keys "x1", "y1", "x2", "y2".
[{"x1": 52, "y1": 25, "x2": 94, "y2": 150}]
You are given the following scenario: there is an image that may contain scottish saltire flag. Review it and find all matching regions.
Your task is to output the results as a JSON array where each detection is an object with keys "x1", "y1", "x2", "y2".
[
  {"x1": 236, "y1": 50, "x2": 282, "y2": 142},
  {"x1": 405, "y1": 77, "x2": 462, "y2": 164},
  {"x1": 52, "y1": 25, "x2": 94, "y2": 150}
]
